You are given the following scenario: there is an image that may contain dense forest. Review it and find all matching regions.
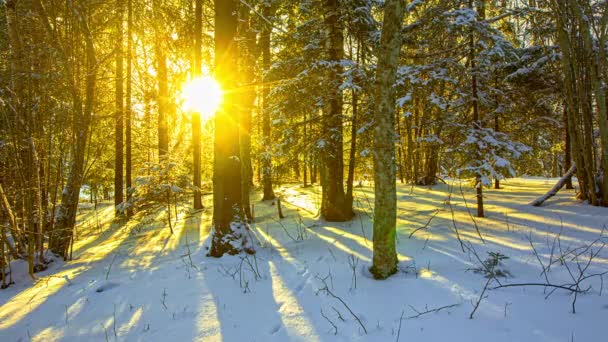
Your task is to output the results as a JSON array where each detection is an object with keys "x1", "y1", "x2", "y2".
[{"x1": 1, "y1": 0, "x2": 607, "y2": 341}]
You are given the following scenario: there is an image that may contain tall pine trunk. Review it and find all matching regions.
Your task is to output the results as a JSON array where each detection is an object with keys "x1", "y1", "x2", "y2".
[
  {"x1": 114, "y1": 0, "x2": 124, "y2": 212},
  {"x1": 207, "y1": 0, "x2": 253, "y2": 257},
  {"x1": 125, "y1": 0, "x2": 133, "y2": 215},
  {"x1": 260, "y1": 2, "x2": 275, "y2": 201},
  {"x1": 238, "y1": 5, "x2": 256, "y2": 221},
  {"x1": 192, "y1": 0, "x2": 203, "y2": 209},
  {"x1": 154, "y1": 0, "x2": 169, "y2": 158},
  {"x1": 321, "y1": 0, "x2": 352, "y2": 221}
]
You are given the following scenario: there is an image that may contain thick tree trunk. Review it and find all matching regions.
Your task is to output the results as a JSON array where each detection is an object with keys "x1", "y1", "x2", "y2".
[
  {"x1": 370, "y1": 0, "x2": 404, "y2": 280},
  {"x1": 321, "y1": 0, "x2": 352, "y2": 221},
  {"x1": 208, "y1": 0, "x2": 253, "y2": 257}
]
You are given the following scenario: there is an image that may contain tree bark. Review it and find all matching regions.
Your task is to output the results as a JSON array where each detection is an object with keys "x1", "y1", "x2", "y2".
[
  {"x1": 470, "y1": 0, "x2": 484, "y2": 218},
  {"x1": 208, "y1": 0, "x2": 253, "y2": 257},
  {"x1": 115, "y1": 0, "x2": 124, "y2": 212},
  {"x1": 260, "y1": 2, "x2": 275, "y2": 201},
  {"x1": 154, "y1": 0, "x2": 169, "y2": 158},
  {"x1": 42, "y1": 1, "x2": 97, "y2": 258},
  {"x1": 531, "y1": 164, "x2": 577, "y2": 206},
  {"x1": 563, "y1": 106, "x2": 573, "y2": 189},
  {"x1": 321, "y1": 0, "x2": 352, "y2": 221},
  {"x1": 192, "y1": 0, "x2": 203, "y2": 209},
  {"x1": 125, "y1": 0, "x2": 133, "y2": 215},
  {"x1": 238, "y1": 5, "x2": 256, "y2": 221},
  {"x1": 370, "y1": 0, "x2": 404, "y2": 280}
]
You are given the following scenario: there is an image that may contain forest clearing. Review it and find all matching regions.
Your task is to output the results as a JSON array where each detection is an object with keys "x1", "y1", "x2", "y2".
[
  {"x1": 1, "y1": 179, "x2": 606, "y2": 341},
  {"x1": 2, "y1": 0, "x2": 608, "y2": 341}
]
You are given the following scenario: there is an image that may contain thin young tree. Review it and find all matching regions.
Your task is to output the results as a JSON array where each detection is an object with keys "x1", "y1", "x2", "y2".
[
  {"x1": 125, "y1": 0, "x2": 133, "y2": 216},
  {"x1": 115, "y1": 0, "x2": 124, "y2": 213}
]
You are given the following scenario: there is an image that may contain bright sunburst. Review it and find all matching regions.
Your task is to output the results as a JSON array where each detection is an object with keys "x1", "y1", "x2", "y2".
[{"x1": 181, "y1": 76, "x2": 223, "y2": 118}]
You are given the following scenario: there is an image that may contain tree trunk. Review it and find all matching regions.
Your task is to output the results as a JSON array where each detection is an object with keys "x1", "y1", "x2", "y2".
[
  {"x1": 238, "y1": 5, "x2": 256, "y2": 221},
  {"x1": 579, "y1": 4, "x2": 608, "y2": 205},
  {"x1": 47, "y1": 4, "x2": 98, "y2": 258},
  {"x1": 563, "y1": 106, "x2": 573, "y2": 189},
  {"x1": 321, "y1": 0, "x2": 352, "y2": 221},
  {"x1": 192, "y1": 0, "x2": 203, "y2": 209},
  {"x1": 115, "y1": 0, "x2": 124, "y2": 212},
  {"x1": 370, "y1": 0, "x2": 404, "y2": 280},
  {"x1": 470, "y1": 0, "x2": 484, "y2": 218},
  {"x1": 0, "y1": 184, "x2": 19, "y2": 258},
  {"x1": 208, "y1": 0, "x2": 253, "y2": 257},
  {"x1": 346, "y1": 87, "x2": 358, "y2": 205},
  {"x1": 260, "y1": 2, "x2": 275, "y2": 201},
  {"x1": 154, "y1": 0, "x2": 169, "y2": 158},
  {"x1": 494, "y1": 112, "x2": 500, "y2": 189},
  {"x1": 303, "y1": 112, "x2": 308, "y2": 187},
  {"x1": 125, "y1": 0, "x2": 133, "y2": 215},
  {"x1": 531, "y1": 164, "x2": 577, "y2": 206}
]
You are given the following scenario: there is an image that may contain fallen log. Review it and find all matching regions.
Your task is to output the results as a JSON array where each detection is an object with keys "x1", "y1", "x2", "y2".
[{"x1": 530, "y1": 164, "x2": 576, "y2": 207}]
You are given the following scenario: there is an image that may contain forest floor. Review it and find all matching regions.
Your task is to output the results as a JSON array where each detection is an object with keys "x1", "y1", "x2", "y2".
[{"x1": 1, "y1": 178, "x2": 607, "y2": 341}]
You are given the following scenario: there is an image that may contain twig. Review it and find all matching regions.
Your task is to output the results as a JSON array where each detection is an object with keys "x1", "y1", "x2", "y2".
[
  {"x1": 320, "y1": 309, "x2": 338, "y2": 335},
  {"x1": 316, "y1": 276, "x2": 367, "y2": 334},
  {"x1": 470, "y1": 275, "x2": 493, "y2": 319},
  {"x1": 106, "y1": 253, "x2": 118, "y2": 280},
  {"x1": 490, "y1": 282, "x2": 588, "y2": 293},
  {"x1": 407, "y1": 303, "x2": 460, "y2": 319},
  {"x1": 459, "y1": 182, "x2": 485, "y2": 243},
  {"x1": 447, "y1": 182, "x2": 465, "y2": 252},
  {"x1": 331, "y1": 306, "x2": 345, "y2": 321},
  {"x1": 395, "y1": 310, "x2": 404, "y2": 342},
  {"x1": 409, "y1": 208, "x2": 441, "y2": 238}
]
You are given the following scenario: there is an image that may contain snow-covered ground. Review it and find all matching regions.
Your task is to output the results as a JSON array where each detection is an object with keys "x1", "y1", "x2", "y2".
[{"x1": 1, "y1": 178, "x2": 607, "y2": 341}]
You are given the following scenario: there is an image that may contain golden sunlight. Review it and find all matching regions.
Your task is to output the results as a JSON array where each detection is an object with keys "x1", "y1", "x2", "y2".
[{"x1": 181, "y1": 76, "x2": 223, "y2": 118}]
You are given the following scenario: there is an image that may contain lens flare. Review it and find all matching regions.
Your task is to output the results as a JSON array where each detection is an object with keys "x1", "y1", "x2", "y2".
[{"x1": 181, "y1": 76, "x2": 223, "y2": 118}]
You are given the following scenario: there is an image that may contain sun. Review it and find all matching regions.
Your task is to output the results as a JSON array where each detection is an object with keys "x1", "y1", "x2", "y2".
[{"x1": 181, "y1": 76, "x2": 223, "y2": 118}]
